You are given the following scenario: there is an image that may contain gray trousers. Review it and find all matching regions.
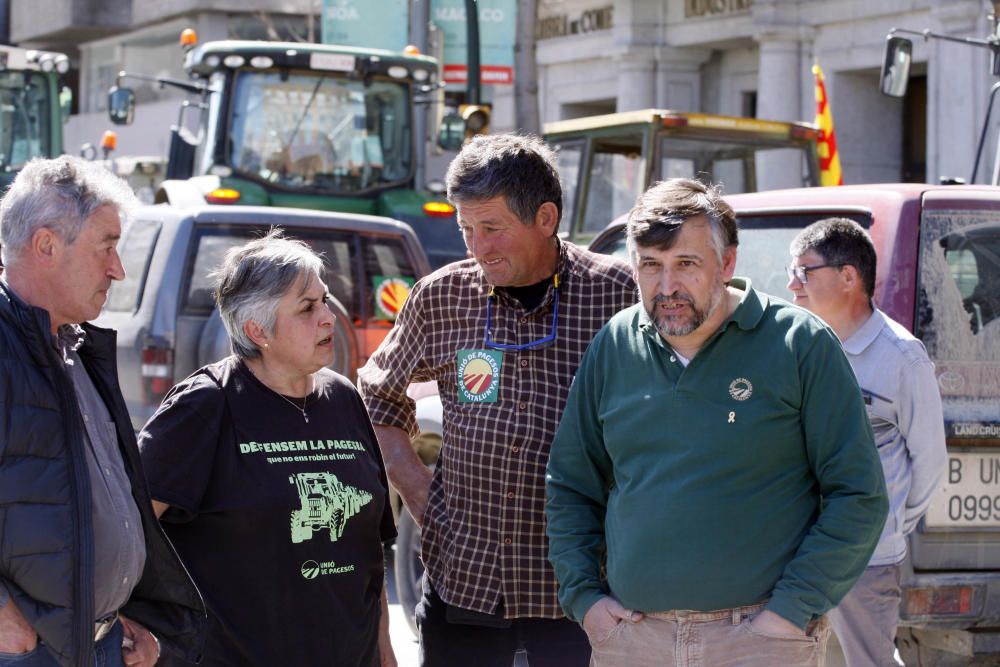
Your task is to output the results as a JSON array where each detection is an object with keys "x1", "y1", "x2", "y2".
[{"x1": 827, "y1": 564, "x2": 904, "y2": 667}]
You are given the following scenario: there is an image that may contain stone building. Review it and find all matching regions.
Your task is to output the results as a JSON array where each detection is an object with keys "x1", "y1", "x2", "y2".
[
  {"x1": 9, "y1": 0, "x2": 320, "y2": 158},
  {"x1": 8, "y1": 0, "x2": 998, "y2": 185},
  {"x1": 534, "y1": 0, "x2": 996, "y2": 184}
]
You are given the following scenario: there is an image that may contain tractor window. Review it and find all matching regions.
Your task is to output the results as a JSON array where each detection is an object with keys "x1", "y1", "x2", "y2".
[
  {"x1": 657, "y1": 136, "x2": 753, "y2": 195},
  {"x1": 549, "y1": 139, "x2": 583, "y2": 235},
  {"x1": 580, "y1": 135, "x2": 645, "y2": 236},
  {"x1": 228, "y1": 71, "x2": 411, "y2": 194},
  {"x1": 195, "y1": 72, "x2": 226, "y2": 177},
  {"x1": 0, "y1": 71, "x2": 53, "y2": 172}
]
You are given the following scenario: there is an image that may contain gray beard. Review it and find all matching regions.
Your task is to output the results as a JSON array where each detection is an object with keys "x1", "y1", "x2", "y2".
[{"x1": 649, "y1": 280, "x2": 725, "y2": 337}]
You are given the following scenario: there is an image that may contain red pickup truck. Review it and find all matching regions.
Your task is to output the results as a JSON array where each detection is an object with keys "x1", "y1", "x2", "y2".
[{"x1": 591, "y1": 183, "x2": 1000, "y2": 666}]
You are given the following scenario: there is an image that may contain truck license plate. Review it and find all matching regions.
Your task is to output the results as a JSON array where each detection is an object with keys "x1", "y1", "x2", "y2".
[{"x1": 925, "y1": 452, "x2": 1000, "y2": 528}]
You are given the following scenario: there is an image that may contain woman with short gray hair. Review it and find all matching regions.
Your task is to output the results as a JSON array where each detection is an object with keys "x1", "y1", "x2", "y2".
[{"x1": 137, "y1": 229, "x2": 398, "y2": 667}]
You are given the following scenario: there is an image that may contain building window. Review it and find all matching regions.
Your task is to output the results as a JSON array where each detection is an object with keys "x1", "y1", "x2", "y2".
[
  {"x1": 90, "y1": 65, "x2": 117, "y2": 113},
  {"x1": 902, "y1": 75, "x2": 926, "y2": 183}
]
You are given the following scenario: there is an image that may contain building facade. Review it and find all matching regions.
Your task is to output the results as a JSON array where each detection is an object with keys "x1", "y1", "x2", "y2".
[
  {"x1": 6, "y1": 0, "x2": 997, "y2": 186},
  {"x1": 9, "y1": 0, "x2": 319, "y2": 159},
  {"x1": 535, "y1": 0, "x2": 995, "y2": 185}
]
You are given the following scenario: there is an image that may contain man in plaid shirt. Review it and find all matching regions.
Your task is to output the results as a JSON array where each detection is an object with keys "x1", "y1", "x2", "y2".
[{"x1": 358, "y1": 133, "x2": 635, "y2": 666}]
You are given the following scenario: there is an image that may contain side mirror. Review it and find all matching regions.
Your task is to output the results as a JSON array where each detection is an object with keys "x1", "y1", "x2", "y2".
[
  {"x1": 107, "y1": 86, "x2": 135, "y2": 125},
  {"x1": 437, "y1": 112, "x2": 465, "y2": 152},
  {"x1": 880, "y1": 36, "x2": 912, "y2": 98}
]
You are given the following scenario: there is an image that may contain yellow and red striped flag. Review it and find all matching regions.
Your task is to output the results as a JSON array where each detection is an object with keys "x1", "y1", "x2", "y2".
[{"x1": 812, "y1": 62, "x2": 843, "y2": 186}]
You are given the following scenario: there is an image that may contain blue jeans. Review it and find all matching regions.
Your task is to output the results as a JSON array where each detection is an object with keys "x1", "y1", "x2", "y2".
[{"x1": 0, "y1": 619, "x2": 124, "y2": 667}]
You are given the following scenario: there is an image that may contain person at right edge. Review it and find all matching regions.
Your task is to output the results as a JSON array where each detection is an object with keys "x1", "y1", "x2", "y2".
[
  {"x1": 788, "y1": 217, "x2": 947, "y2": 667},
  {"x1": 545, "y1": 178, "x2": 889, "y2": 667}
]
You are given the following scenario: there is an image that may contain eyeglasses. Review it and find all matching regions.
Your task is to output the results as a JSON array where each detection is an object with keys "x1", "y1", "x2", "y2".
[
  {"x1": 786, "y1": 263, "x2": 843, "y2": 284},
  {"x1": 483, "y1": 275, "x2": 559, "y2": 351}
]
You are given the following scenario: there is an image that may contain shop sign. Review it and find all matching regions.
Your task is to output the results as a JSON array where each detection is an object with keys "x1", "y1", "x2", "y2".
[
  {"x1": 537, "y1": 6, "x2": 614, "y2": 40},
  {"x1": 321, "y1": 0, "x2": 410, "y2": 51},
  {"x1": 433, "y1": 0, "x2": 517, "y2": 86},
  {"x1": 684, "y1": 0, "x2": 753, "y2": 18}
]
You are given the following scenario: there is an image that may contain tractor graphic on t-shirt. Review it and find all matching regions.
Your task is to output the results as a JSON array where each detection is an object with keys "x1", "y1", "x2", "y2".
[{"x1": 289, "y1": 472, "x2": 373, "y2": 543}]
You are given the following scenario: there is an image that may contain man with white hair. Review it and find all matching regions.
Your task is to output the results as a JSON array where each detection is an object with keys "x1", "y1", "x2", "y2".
[{"x1": 0, "y1": 156, "x2": 204, "y2": 667}]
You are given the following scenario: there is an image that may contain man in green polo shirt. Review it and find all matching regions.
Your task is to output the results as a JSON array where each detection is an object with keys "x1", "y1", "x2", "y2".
[{"x1": 545, "y1": 178, "x2": 888, "y2": 667}]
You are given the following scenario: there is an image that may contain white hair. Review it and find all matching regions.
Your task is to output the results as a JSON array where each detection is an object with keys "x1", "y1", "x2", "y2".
[{"x1": 0, "y1": 156, "x2": 137, "y2": 265}]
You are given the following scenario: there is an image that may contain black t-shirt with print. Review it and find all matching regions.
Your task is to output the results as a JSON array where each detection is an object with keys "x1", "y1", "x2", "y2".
[{"x1": 138, "y1": 357, "x2": 396, "y2": 667}]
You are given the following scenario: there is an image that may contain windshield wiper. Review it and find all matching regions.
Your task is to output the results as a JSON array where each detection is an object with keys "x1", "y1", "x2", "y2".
[{"x1": 284, "y1": 75, "x2": 326, "y2": 151}]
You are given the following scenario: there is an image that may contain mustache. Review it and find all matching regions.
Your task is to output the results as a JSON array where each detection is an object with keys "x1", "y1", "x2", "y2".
[{"x1": 651, "y1": 292, "x2": 693, "y2": 306}]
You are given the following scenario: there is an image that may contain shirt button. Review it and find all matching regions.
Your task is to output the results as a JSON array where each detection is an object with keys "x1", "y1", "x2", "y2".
[
  {"x1": 511, "y1": 445, "x2": 520, "y2": 453},
  {"x1": 124, "y1": 520, "x2": 129, "y2": 529},
  {"x1": 520, "y1": 317, "x2": 527, "y2": 324},
  {"x1": 518, "y1": 402, "x2": 527, "y2": 410},
  {"x1": 104, "y1": 467, "x2": 111, "y2": 475},
  {"x1": 506, "y1": 491, "x2": 515, "y2": 500},
  {"x1": 122, "y1": 576, "x2": 129, "y2": 585},
  {"x1": 670, "y1": 356, "x2": 677, "y2": 363},
  {"x1": 83, "y1": 414, "x2": 89, "y2": 423},
  {"x1": 519, "y1": 359, "x2": 528, "y2": 367},
  {"x1": 504, "y1": 538, "x2": 512, "y2": 545}
]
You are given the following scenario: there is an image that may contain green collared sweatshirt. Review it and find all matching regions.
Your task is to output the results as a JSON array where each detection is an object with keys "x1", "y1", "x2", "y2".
[{"x1": 545, "y1": 279, "x2": 889, "y2": 630}]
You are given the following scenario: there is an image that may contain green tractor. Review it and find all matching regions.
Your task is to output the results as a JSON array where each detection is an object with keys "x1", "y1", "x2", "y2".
[
  {"x1": 109, "y1": 32, "x2": 466, "y2": 268},
  {"x1": 0, "y1": 44, "x2": 72, "y2": 190}
]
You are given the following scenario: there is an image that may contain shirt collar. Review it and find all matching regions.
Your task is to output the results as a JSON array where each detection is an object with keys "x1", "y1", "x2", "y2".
[
  {"x1": 57, "y1": 323, "x2": 86, "y2": 352},
  {"x1": 490, "y1": 237, "x2": 568, "y2": 309},
  {"x1": 725, "y1": 278, "x2": 766, "y2": 331},
  {"x1": 841, "y1": 308, "x2": 884, "y2": 356}
]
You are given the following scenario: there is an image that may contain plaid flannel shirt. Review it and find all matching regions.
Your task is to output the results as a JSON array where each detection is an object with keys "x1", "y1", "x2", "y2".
[{"x1": 358, "y1": 241, "x2": 636, "y2": 618}]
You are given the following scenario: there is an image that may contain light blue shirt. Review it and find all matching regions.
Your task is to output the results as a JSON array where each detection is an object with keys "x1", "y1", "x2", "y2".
[{"x1": 843, "y1": 309, "x2": 947, "y2": 566}]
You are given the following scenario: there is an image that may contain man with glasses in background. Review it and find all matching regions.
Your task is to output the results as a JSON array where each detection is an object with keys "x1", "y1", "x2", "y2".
[
  {"x1": 788, "y1": 217, "x2": 946, "y2": 666},
  {"x1": 358, "y1": 133, "x2": 635, "y2": 666}
]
